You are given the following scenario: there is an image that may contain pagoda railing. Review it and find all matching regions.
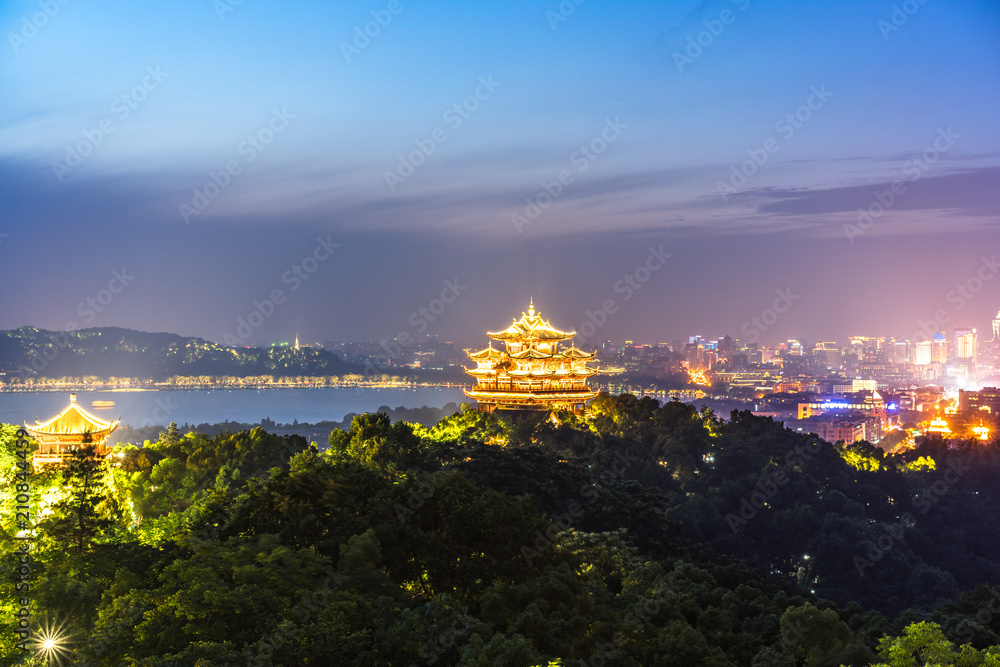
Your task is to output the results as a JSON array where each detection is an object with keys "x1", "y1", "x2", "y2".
[{"x1": 473, "y1": 380, "x2": 592, "y2": 393}]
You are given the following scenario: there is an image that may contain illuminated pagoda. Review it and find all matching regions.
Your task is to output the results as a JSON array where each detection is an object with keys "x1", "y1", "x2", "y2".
[
  {"x1": 465, "y1": 300, "x2": 598, "y2": 412},
  {"x1": 25, "y1": 394, "x2": 120, "y2": 468}
]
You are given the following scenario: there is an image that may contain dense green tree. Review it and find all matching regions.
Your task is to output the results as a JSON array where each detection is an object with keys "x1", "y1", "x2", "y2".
[
  {"x1": 871, "y1": 621, "x2": 1000, "y2": 666},
  {"x1": 40, "y1": 445, "x2": 114, "y2": 552}
]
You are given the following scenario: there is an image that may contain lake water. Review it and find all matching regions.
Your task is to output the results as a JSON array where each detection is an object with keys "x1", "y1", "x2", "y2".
[{"x1": 2, "y1": 387, "x2": 468, "y2": 429}]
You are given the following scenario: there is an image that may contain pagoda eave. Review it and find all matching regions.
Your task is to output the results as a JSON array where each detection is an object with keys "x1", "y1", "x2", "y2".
[{"x1": 464, "y1": 389, "x2": 599, "y2": 401}]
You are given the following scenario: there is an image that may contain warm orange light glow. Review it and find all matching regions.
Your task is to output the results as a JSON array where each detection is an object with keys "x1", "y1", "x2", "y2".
[
  {"x1": 465, "y1": 301, "x2": 597, "y2": 412},
  {"x1": 926, "y1": 417, "x2": 951, "y2": 434},
  {"x1": 689, "y1": 370, "x2": 711, "y2": 386}
]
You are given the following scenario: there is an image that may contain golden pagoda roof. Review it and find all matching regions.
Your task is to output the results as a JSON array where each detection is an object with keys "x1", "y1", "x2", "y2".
[
  {"x1": 26, "y1": 394, "x2": 120, "y2": 437},
  {"x1": 509, "y1": 348, "x2": 553, "y2": 360},
  {"x1": 467, "y1": 345, "x2": 506, "y2": 360},
  {"x1": 487, "y1": 300, "x2": 574, "y2": 341},
  {"x1": 560, "y1": 346, "x2": 596, "y2": 359}
]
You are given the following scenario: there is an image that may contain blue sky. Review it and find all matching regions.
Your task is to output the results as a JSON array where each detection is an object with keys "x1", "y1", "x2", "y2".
[{"x1": 1, "y1": 0, "x2": 998, "y2": 346}]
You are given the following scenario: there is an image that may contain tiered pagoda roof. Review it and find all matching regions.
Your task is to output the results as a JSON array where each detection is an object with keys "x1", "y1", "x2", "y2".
[
  {"x1": 464, "y1": 300, "x2": 598, "y2": 413},
  {"x1": 487, "y1": 305, "x2": 575, "y2": 342}
]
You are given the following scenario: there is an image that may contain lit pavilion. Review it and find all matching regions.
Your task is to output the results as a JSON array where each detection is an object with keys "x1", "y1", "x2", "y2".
[
  {"x1": 25, "y1": 394, "x2": 120, "y2": 468},
  {"x1": 464, "y1": 300, "x2": 598, "y2": 413}
]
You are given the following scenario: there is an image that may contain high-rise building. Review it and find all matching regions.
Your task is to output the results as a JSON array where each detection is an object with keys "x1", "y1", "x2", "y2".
[
  {"x1": 992, "y1": 309, "x2": 1000, "y2": 341},
  {"x1": 894, "y1": 340, "x2": 910, "y2": 365},
  {"x1": 954, "y1": 327, "x2": 977, "y2": 364},
  {"x1": 913, "y1": 340, "x2": 932, "y2": 365},
  {"x1": 849, "y1": 336, "x2": 889, "y2": 363},
  {"x1": 959, "y1": 387, "x2": 1000, "y2": 414},
  {"x1": 932, "y1": 332, "x2": 949, "y2": 364},
  {"x1": 813, "y1": 341, "x2": 841, "y2": 368}
]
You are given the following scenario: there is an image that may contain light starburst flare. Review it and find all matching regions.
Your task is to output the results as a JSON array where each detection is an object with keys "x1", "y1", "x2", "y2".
[{"x1": 32, "y1": 617, "x2": 73, "y2": 665}]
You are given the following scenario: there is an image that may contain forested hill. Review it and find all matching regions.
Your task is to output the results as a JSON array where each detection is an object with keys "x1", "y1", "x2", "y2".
[
  {"x1": 4, "y1": 394, "x2": 1000, "y2": 665},
  {"x1": 0, "y1": 326, "x2": 362, "y2": 380}
]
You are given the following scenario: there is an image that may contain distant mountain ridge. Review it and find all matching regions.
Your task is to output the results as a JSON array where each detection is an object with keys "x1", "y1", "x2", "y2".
[{"x1": 0, "y1": 326, "x2": 363, "y2": 380}]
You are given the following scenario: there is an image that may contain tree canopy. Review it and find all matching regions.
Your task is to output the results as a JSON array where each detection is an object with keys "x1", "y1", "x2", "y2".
[{"x1": 2, "y1": 394, "x2": 1000, "y2": 664}]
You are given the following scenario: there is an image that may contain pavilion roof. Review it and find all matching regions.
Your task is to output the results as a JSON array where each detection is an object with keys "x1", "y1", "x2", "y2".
[{"x1": 26, "y1": 395, "x2": 120, "y2": 437}]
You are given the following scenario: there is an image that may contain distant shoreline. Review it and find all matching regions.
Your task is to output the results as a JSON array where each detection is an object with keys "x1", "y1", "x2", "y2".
[{"x1": 0, "y1": 381, "x2": 471, "y2": 393}]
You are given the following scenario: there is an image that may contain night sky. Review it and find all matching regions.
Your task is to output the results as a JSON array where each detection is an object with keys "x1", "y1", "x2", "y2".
[{"x1": 2, "y1": 0, "x2": 998, "y2": 349}]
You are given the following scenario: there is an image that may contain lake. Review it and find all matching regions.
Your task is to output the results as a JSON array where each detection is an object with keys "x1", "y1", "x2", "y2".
[{"x1": 2, "y1": 387, "x2": 468, "y2": 429}]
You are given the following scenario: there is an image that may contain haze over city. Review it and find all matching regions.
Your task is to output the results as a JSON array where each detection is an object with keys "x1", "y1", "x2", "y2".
[{"x1": 2, "y1": 0, "x2": 998, "y2": 347}]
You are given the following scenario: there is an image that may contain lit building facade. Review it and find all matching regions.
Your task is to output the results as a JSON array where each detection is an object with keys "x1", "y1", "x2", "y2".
[
  {"x1": 25, "y1": 393, "x2": 119, "y2": 468},
  {"x1": 953, "y1": 327, "x2": 977, "y2": 364},
  {"x1": 959, "y1": 387, "x2": 1000, "y2": 415},
  {"x1": 813, "y1": 341, "x2": 841, "y2": 369},
  {"x1": 791, "y1": 414, "x2": 883, "y2": 445},
  {"x1": 465, "y1": 301, "x2": 598, "y2": 412},
  {"x1": 797, "y1": 391, "x2": 886, "y2": 419},
  {"x1": 932, "y1": 332, "x2": 949, "y2": 363}
]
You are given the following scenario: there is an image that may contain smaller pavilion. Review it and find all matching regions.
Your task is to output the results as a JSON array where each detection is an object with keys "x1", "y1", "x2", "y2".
[{"x1": 25, "y1": 394, "x2": 120, "y2": 468}]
